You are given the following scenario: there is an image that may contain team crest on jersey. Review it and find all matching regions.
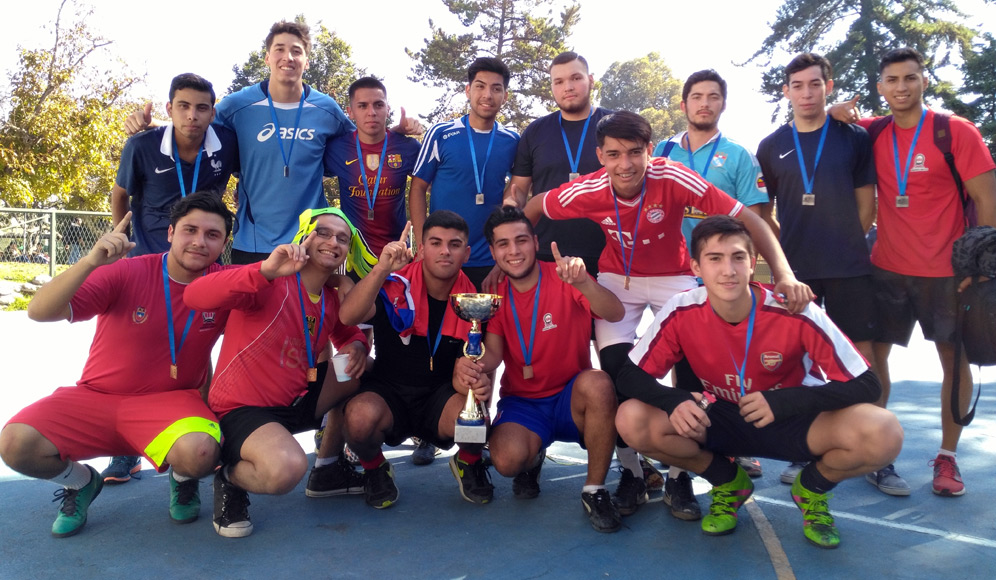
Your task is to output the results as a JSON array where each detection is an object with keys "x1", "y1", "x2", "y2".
[
  {"x1": 711, "y1": 152, "x2": 727, "y2": 168},
  {"x1": 365, "y1": 154, "x2": 381, "y2": 170},
  {"x1": 201, "y1": 311, "x2": 217, "y2": 329},
  {"x1": 601, "y1": 216, "x2": 616, "y2": 226},
  {"x1": 646, "y1": 208, "x2": 666, "y2": 224},
  {"x1": 542, "y1": 313, "x2": 557, "y2": 331},
  {"x1": 911, "y1": 153, "x2": 928, "y2": 172},
  {"x1": 760, "y1": 351, "x2": 783, "y2": 371},
  {"x1": 211, "y1": 158, "x2": 222, "y2": 172},
  {"x1": 756, "y1": 176, "x2": 767, "y2": 192},
  {"x1": 132, "y1": 307, "x2": 148, "y2": 324},
  {"x1": 388, "y1": 154, "x2": 403, "y2": 169}
]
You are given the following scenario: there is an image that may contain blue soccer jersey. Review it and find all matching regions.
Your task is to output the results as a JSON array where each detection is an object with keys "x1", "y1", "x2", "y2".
[
  {"x1": 654, "y1": 132, "x2": 768, "y2": 250},
  {"x1": 214, "y1": 81, "x2": 354, "y2": 253},
  {"x1": 116, "y1": 124, "x2": 239, "y2": 256},
  {"x1": 325, "y1": 131, "x2": 420, "y2": 257},
  {"x1": 413, "y1": 116, "x2": 519, "y2": 267}
]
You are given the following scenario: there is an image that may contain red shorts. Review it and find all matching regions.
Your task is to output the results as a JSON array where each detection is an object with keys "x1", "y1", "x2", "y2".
[{"x1": 6, "y1": 386, "x2": 221, "y2": 471}]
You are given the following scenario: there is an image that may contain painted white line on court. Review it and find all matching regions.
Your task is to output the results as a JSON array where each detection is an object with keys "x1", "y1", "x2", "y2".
[
  {"x1": 753, "y1": 496, "x2": 996, "y2": 549},
  {"x1": 745, "y1": 498, "x2": 796, "y2": 580}
]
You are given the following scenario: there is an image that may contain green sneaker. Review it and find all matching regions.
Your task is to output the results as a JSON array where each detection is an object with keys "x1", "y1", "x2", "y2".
[
  {"x1": 169, "y1": 471, "x2": 201, "y2": 524},
  {"x1": 791, "y1": 474, "x2": 840, "y2": 549},
  {"x1": 51, "y1": 465, "x2": 103, "y2": 538},
  {"x1": 701, "y1": 465, "x2": 753, "y2": 536}
]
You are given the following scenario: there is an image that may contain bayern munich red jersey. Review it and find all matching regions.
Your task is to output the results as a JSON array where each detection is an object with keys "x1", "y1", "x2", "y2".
[
  {"x1": 487, "y1": 261, "x2": 595, "y2": 399},
  {"x1": 630, "y1": 285, "x2": 869, "y2": 404},
  {"x1": 542, "y1": 157, "x2": 743, "y2": 277}
]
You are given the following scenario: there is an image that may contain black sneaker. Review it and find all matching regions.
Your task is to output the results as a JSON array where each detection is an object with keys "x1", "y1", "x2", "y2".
[
  {"x1": 101, "y1": 456, "x2": 141, "y2": 484},
  {"x1": 213, "y1": 471, "x2": 252, "y2": 538},
  {"x1": 663, "y1": 471, "x2": 702, "y2": 521},
  {"x1": 735, "y1": 456, "x2": 763, "y2": 478},
  {"x1": 611, "y1": 468, "x2": 648, "y2": 516},
  {"x1": 512, "y1": 450, "x2": 545, "y2": 499},
  {"x1": 363, "y1": 461, "x2": 399, "y2": 509},
  {"x1": 581, "y1": 489, "x2": 622, "y2": 533},
  {"x1": 411, "y1": 438, "x2": 440, "y2": 466},
  {"x1": 305, "y1": 455, "x2": 364, "y2": 498},
  {"x1": 449, "y1": 454, "x2": 494, "y2": 504}
]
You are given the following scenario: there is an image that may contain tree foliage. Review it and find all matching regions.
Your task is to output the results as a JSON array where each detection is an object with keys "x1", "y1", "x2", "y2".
[
  {"x1": 747, "y1": 0, "x2": 975, "y2": 120},
  {"x1": 0, "y1": 0, "x2": 142, "y2": 210},
  {"x1": 407, "y1": 0, "x2": 580, "y2": 131},
  {"x1": 228, "y1": 15, "x2": 366, "y2": 110},
  {"x1": 949, "y1": 32, "x2": 996, "y2": 157},
  {"x1": 598, "y1": 52, "x2": 686, "y2": 143}
]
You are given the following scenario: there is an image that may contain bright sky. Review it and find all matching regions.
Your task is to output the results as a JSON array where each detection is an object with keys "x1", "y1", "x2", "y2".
[{"x1": 2, "y1": 0, "x2": 994, "y2": 151}]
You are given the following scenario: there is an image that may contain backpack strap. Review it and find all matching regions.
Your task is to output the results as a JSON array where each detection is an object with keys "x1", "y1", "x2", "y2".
[
  {"x1": 866, "y1": 115, "x2": 893, "y2": 144},
  {"x1": 659, "y1": 137, "x2": 676, "y2": 158},
  {"x1": 951, "y1": 276, "x2": 982, "y2": 426},
  {"x1": 932, "y1": 112, "x2": 973, "y2": 226}
]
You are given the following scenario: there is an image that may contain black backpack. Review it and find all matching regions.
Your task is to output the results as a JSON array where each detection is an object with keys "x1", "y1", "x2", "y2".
[{"x1": 866, "y1": 112, "x2": 977, "y2": 228}]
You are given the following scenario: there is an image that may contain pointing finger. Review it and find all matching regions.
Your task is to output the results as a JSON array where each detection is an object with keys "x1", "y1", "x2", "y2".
[
  {"x1": 399, "y1": 221, "x2": 413, "y2": 244},
  {"x1": 551, "y1": 241, "x2": 563, "y2": 263},
  {"x1": 113, "y1": 211, "x2": 132, "y2": 234}
]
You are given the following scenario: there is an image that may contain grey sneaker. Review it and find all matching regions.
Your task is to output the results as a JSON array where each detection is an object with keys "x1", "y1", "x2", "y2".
[
  {"x1": 865, "y1": 464, "x2": 911, "y2": 497},
  {"x1": 780, "y1": 461, "x2": 807, "y2": 485},
  {"x1": 411, "y1": 438, "x2": 440, "y2": 466}
]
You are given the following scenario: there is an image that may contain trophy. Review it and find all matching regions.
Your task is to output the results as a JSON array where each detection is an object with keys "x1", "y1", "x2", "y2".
[{"x1": 449, "y1": 293, "x2": 503, "y2": 443}]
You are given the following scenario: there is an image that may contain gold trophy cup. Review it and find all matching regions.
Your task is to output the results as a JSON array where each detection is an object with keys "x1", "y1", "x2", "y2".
[{"x1": 449, "y1": 293, "x2": 502, "y2": 443}]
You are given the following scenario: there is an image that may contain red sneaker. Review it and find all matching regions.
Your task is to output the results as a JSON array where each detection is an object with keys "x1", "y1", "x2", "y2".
[{"x1": 929, "y1": 455, "x2": 965, "y2": 497}]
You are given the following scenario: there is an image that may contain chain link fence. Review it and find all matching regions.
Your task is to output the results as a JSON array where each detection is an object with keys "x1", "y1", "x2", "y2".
[{"x1": 0, "y1": 208, "x2": 233, "y2": 277}]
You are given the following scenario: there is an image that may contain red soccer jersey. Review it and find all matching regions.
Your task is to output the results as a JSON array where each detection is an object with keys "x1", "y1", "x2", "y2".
[
  {"x1": 184, "y1": 263, "x2": 367, "y2": 417},
  {"x1": 861, "y1": 111, "x2": 996, "y2": 277},
  {"x1": 541, "y1": 157, "x2": 743, "y2": 277},
  {"x1": 487, "y1": 262, "x2": 594, "y2": 399},
  {"x1": 630, "y1": 285, "x2": 868, "y2": 404},
  {"x1": 70, "y1": 254, "x2": 229, "y2": 394}
]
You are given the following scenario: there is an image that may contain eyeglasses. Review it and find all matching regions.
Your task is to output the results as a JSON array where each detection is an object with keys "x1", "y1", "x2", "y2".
[{"x1": 312, "y1": 227, "x2": 349, "y2": 244}]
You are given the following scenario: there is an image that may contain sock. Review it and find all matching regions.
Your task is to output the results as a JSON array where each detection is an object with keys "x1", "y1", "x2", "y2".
[
  {"x1": 457, "y1": 448, "x2": 482, "y2": 465},
  {"x1": 50, "y1": 461, "x2": 91, "y2": 490},
  {"x1": 582, "y1": 484, "x2": 606, "y2": 494},
  {"x1": 171, "y1": 471, "x2": 194, "y2": 482},
  {"x1": 314, "y1": 455, "x2": 339, "y2": 468},
  {"x1": 799, "y1": 463, "x2": 837, "y2": 495},
  {"x1": 221, "y1": 465, "x2": 233, "y2": 482},
  {"x1": 359, "y1": 452, "x2": 387, "y2": 471},
  {"x1": 616, "y1": 445, "x2": 643, "y2": 479},
  {"x1": 700, "y1": 454, "x2": 738, "y2": 487},
  {"x1": 527, "y1": 451, "x2": 544, "y2": 470},
  {"x1": 937, "y1": 448, "x2": 956, "y2": 459}
]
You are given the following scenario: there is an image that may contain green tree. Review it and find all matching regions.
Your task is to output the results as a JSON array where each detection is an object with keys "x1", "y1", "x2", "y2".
[
  {"x1": 747, "y1": 0, "x2": 975, "y2": 120},
  {"x1": 228, "y1": 16, "x2": 366, "y2": 110},
  {"x1": 0, "y1": 0, "x2": 142, "y2": 210},
  {"x1": 598, "y1": 52, "x2": 686, "y2": 142},
  {"x1": 950, "y1": 31, "x2": 996, "y2": 157},
  {"x1": 407, "y1": 0, "x2": 580, "y2": 131}
]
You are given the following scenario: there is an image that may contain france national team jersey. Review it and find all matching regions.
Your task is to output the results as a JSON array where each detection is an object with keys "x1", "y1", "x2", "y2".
[
  {"x1": 214, "y1": 81, "x2": 354, "y2": 253},
  {"x1": 116, "y1": 124, "x2": 239, "y2": 256},
  {"x1": 413, "y1": 116, "x2": 519, "y2": 267},
  {"x1": 653, "y1": 132, "x2": 767, "y2": 250}
]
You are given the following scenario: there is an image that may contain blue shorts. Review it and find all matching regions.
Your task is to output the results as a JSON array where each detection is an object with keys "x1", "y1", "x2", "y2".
[{"x1": 493, "y1": 377, "x2": 581, "y2": 449}]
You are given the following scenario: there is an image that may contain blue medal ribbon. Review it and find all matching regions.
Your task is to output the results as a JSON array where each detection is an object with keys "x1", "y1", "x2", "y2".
[
  {"x1": 728, "y1": 288, "x2": 757, "y2": 398},
  {"x1": 295, "y1": 273, "x2": 326, "y2": 376},
  {"x1": 611, "y1": 179, "x2": 648, "y2": 284},
  {"x1": 171, "y1": 132, "x2": 204, "y2": 197},
  {"x1": 161, "y1": 253, "x2": 197, "y2": 378},
  {"x1": 559, "y1": 108, "x2": 593, "y2": 176},
  {"x1": 355, "y1": 131, "x2": 389, "y2": 219},
  {"x1": 507, "y1": 267, "x2": 542, "y2": 372},
  {"x1": 425, "y1": 307, "x2": 448, "y2": 372},
  {"x1": 684, "y1": 132, "x2": 722, "y2": 179},
  {"x1": 790, "y1": 120, "x2": 830, "y2": 196},
  {"x1": 266, "y1": 89, "x2": 307, "y2": 177},
  {"x1": 464, "y1": 114, "x2": 497, "y2": 196},
  {"x1": 892, "y1": 108, "x2": 927, "y2": 200}
]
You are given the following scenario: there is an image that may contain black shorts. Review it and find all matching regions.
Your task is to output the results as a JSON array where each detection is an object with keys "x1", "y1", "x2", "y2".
[
  {"x1": 703, "y1": 399, "x2": 820, "y2": 463},
  {"x1": 218, "y1": 361, "x2": 327, "y2": 465},
  {"x1": 352, "y1": 375, "x2": 458, "y2": 449},
  {"x1": 801, "y1": 275, "x2": 879, "y2": 343},
  {"x1": 872, "y1": 267, "x2": 959, "y2": 346}
]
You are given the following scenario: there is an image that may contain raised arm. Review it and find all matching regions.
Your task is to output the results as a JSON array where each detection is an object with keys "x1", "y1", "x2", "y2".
[
  {"x1": 340, "y1": 223, "x2": 413, "y2": 326},
  {"x1": 552, "y1": 241, "x2": 623, "y2": 322},
  {"x1": 506, "y1": 175, "x2": 532, "y2": 208},
  {"x1": 737, "y1": 208, "x2": 813, "y2": 312},
  {"x1": 408, "y1": 177, "x2": 430, "y2": 250}
]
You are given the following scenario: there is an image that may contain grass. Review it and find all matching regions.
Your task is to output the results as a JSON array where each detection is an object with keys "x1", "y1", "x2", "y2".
[{"x1": 0, "y1": 263, "x2": 68, "y2": 311}]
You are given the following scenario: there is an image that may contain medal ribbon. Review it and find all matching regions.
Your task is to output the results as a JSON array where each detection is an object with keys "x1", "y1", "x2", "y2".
[
  {"x1": 266, "y1": 89, "x2": 307, "y2": 177},
  {"x1": 611, "y1": 179, "x2": 648, "y2": 282},
  {"x1": 426, "y1": 306, "x2": 448, "y2": 370},
  {"x1": 161, "y1": 253, "x2": 197, "y2": 374},
  {"x1": 790, "y1": 120, "x2": 830, "y2": 196},
  {"x1": 295, "y1": 273, "x2": 326, "y2": 375},
  {"x1": 892, "y1": 108, "x2": 927, "y2": 200},
  {"x1": 559, "y1": 108, "x2": 593, "y2": 176},
  {"x1": 728, "y1": 288, "x2": 757, "y2": 398},
  {"x1": 684, "y1": 132, "x2": 722, "y2": 179},
  {"x1": 508, "y1": 267, "x2": 542, "y2": 370},
  {"x1": 355, "y1": 131, "x2": 389, "y2": 216},
  {"x1": 464, "y1": 114, "x2": 497, "y2": 195},
  {"x1": 172, "y1": 132, "x2": 204, "y2": 197}
]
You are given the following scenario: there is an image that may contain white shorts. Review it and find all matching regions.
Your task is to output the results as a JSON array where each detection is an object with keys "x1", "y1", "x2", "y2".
[{"x1": 594, "y1": 272, "x2": 697, "y2": 349}]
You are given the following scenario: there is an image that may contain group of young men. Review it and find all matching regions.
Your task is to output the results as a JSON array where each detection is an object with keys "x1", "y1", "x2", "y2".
[{"x1": 1, "y1": 16, "x2": 993, "y2": 553}]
